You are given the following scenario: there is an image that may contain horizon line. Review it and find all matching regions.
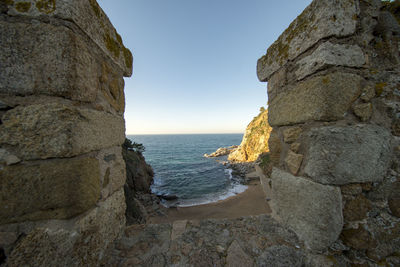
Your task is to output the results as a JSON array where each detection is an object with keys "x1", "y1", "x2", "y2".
[{"x1": 126, "y1": 132, "x2": 244, "y2": 136}]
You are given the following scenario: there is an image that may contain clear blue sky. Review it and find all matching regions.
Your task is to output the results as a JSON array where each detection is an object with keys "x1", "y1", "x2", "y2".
[{"x1": 97, "y1": 0, "x2": 312, "y2": 134}]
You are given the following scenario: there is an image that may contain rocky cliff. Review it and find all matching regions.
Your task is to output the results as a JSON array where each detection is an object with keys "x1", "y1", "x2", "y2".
[{"x1": 228, "y1": 108, "x2": 272, "y2": 162}]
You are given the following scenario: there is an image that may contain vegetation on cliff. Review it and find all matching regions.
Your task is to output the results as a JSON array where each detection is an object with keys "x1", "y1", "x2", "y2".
[{"x1": 228, "y1": 107, "x2": 272, "y2": 162}]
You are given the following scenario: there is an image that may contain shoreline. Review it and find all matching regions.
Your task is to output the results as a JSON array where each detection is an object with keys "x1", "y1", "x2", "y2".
[{"x1": 149, "y1": 178, "x2": 271, "y2": 224}]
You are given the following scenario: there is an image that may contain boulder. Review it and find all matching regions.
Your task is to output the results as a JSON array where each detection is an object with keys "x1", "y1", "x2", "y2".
[
  {"x1": 270, "y1": 168, "x2": 343, "y2": 250},
  {"x1": 268, "y1": 72, "x2": 363, "y2": 126},
  {"x1": 304, "y1": 124, "x2": 392, "y2": 185}
]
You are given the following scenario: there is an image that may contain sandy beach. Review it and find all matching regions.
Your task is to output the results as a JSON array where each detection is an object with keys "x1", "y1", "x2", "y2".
[{"x1": 149, "y1": 179, "x2": 271, "y2": 224}]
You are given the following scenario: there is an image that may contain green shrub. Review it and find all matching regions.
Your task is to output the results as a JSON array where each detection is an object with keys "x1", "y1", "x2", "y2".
[{"x1": 123, "y1": 138, "x2": 145, "y2": 154}]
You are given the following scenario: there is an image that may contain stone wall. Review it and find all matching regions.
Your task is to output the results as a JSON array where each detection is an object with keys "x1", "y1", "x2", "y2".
[
  {"x1": 258, "y1": 0, "x2": 400, "y2": 264},
  {"x1": 0, "y1": 0, "x2": 132, "y2": 265}
]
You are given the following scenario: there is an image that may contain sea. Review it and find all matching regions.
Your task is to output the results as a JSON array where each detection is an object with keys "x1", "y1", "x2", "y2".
[{"x1": 127, "y1": 134, "x2": 246, "y2": 207}]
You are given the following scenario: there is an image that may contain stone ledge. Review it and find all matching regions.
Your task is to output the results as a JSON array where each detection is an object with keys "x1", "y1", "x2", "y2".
[
  {"x1": 4, "y1": 0, "x2": 132, "y2": 76},
  {"x1": 0, "y1": 103, "x2": 125, "y2": 160},
  {"x1": 257, "y1": 0, "x2": 359, "y2": 82}
]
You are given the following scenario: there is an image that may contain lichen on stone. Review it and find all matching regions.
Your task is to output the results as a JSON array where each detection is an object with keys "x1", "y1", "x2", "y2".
[
  {"x1": 35, "y1": 0, "x2": 56, "y2": 14},
  {"x1": 104, "y1": 32, "x2": 120, "y2": 58},
  {"x1": 89, "y1": 0, "x2": 101, "y2": 18},
  {"x1": 123, "y1": 47, "x2": 133, "y2": 69},
  {"x1": 375, "y1": 82, "x2": 387, "y2": 96},
  {"x1": 15, "y1": 1, "x2": 31, "y2": 12},
  {"x1": 3, "y1": 0, "x2": 14, "y2": 5}
]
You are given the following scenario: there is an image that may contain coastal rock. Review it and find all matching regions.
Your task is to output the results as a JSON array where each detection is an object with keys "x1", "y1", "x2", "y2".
[
  {"x1": 295, "y1": 42, "x2": 365, "y2": 80},
  {"x1": 268, "y1": 72, "x2": 364, "y2": 126},
  {"x1": 0, "y1": 157, "x2": 100, "y2": 224},
  {"x1": 204, "y1": 145, "x2": 238, "y2": 158},
  {"x1": 257, "y1": 0, "x2": 359, "y2": 81},
  {"x1": 304, "y1": 124, "x2": 392, "y2": 185},
  {"x1": 0, "y1": 103, "x2": 125, "y2": 160},
  {"x1": 270, "y1": 168, "x2": 343, "y2": 250},
  {"x1": 228, "y1": 108, "x2": 271, "y2": 162}
]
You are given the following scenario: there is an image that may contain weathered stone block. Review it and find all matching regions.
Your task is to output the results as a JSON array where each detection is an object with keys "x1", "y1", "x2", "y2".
[
  {"x1": 353, "y1": 102, "x2": 373, "y2": 121},
  {"x1": 270, "y1": 168, "x2": 343, "y2": 250},
  {"x1": 284, "y1": 151, "x2": 303, "y2": 175},
  {"x1": 268, "y1": 72, "x2": 363, "y2": 126},
  {"x1": 257, "y1": 0, "x2": 359, "y2": 81},
  {"x1": 6, "y1": 188, "x2": 126, "y2": 266},
  {"x1": 0, "y1": 157, "x2": 101, "y2": 224},
  {"x1": 343, "y1": 195, "x2": 372, "y2": 221},
  {"x1": 4, "y1": 0, "x2": 132, "y2": 76},
  {"x1": 283, "y1": 127, "x2": 302, "y2": 143},
  {"x1": 295, "y1": 42, "x2": 365, "y2": 80},
  {"x1": 0, "y1": 103, "x2": 125, "y2": 160},
  {"x1": 304, "y1": 124, "x2": 392, "y2": 185},
  {"x1": 0, "y1": 20, "x2": 98, "y2": 102}
]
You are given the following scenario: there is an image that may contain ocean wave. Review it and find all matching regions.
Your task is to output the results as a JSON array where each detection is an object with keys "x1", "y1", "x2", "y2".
[{"x1": 161, "y1": 182, "x2": 248, "y2": 208}]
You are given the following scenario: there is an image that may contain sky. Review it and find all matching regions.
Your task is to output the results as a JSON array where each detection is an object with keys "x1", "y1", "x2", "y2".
[{"x1": 97, "y1": 0, "x2": 312, "y2": 134}]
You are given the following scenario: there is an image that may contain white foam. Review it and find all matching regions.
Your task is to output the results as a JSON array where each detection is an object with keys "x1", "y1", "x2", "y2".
[{"x1": 176, "y1": 183, "x2": 248, "y2": 207}]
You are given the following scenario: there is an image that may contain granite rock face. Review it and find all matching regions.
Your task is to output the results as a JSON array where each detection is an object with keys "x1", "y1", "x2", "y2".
[
  {"x1": 304, "y1": 124, "x2": 392, "y2": 185},
  {"x1": 228, "y1": 108, "x2": 271, "y2": 162},
  {"x1": 257, "y1": 0, "x2": 359, "y2": 81},
  {"x1": 270, "y1": 168, "x2": 343, "y2": 251},
  {"x1": 268, "y1": 72, "x2": 364, "y2": 126}
]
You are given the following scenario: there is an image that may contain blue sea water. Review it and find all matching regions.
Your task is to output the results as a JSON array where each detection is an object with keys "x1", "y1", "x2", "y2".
[{"x1": 127, "y1": 134, "x2": 246, "y2": 207}]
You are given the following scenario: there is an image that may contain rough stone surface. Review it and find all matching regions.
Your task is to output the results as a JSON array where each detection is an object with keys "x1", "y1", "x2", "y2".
[
  {"x1": 389, "y1": 197, "x2": 400, "y2": 218},
  {"x1": 343, "y1": 195, "x2": 372, "y2": 221},
  {"x1": 295, "y1": 42, "x2": 365, "y2": 80},
  {"x1": 171, "y1": 220, "x2": 187, "y2": 241},
  {"x1": 304, "y1": 124, "x2": 392, "y2": 185},
  {"x1": 284, "y1": 150, "x2": 303, "y2": 175},
  {"x1": 341, "y1": 225, "x2": 377, "y2": 250},
  {"x1": 257, "y1": 0, "x2": 359, "y2": 81},
  {"x1": 226, "y1": 240, "x2": 254, "y2": 267},
  {"x1": 0, "y1": 103, "x2": 125, "y2": 160},
  {"x1": 107, "y1": 215, "x2": 305, "y2": 267},
  {"x1": 3, "y1": 0, "x2": 132, "y2": 76},
  {"x1": 283, "y1": 126, "x2": 303, "y2": 143},
  {"x1": 7, "y1": 189, "x2": 126, "y2": 267},
  {"x1": 0, "y1": 157, "x2": 100, "y2": 224},
  {"x1": 228, "y1": 108, "x2": 271, "y2": 162},
  {"x1": 268, "y1": 72, "x2": 363, "y2": 126},
  {"x1": 270, "y1": 168, "x2": 343, "y2": 250},
  {"x1": 268, "y1": 129, "x2": 282, "y2": 165},
  {"x1": 353, "y1": 102, "x2": 373, "y2": 121},
  {"x1": 0, "y1": 20, "x2": 99, "y2": 101}
]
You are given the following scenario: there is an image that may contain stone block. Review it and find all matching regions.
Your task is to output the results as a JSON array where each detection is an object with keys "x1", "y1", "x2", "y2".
[
  {"x1": 4, "y1": 0, "x2": 132, "y2": 76},
  {"x1": 343, "y1": 195, "x2": 372, "y2": 221},
  {"x1": 284, "y1": 151, "x2": 303, "y2": 175},
  {"x1": 295, "y1": 42, "x2": 365, "y2": 80},
  {"x1": 268, "y1": 129, "x2": 282, "y2": 165},
  {"x1": 0, "y1": 20, "x2": 99, "y2": 102},
  {"x1": 268, "y1": 72, "x2": 363, "y2": 126},
  {"x1": 283, "y1": 127, "x2": 302, "y2": 143},
  {"x1": 257, "y1": 0, "x2": 359, "y2": 81},
  {"x1": 6, "y1": 189, "x2": 126, "y2": 266},
  {"x1": 0, "y1": 103, "x2": 125, "y2": 160},
  {"x1": 270, "y1": 168, "x2": 343, "y2": 250},
  {"x1": 226, "y1": 240, "x2": 254, "y2": 267},
  {"x1": 353, "y1": 102, "x2": 373, "y2": 121},
  {"x1": 304, "y1": 124, "x2": 392, "y2": 185},
  {"x1": 0, "y1": 157, "x2": 101, "y2": 224}
]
